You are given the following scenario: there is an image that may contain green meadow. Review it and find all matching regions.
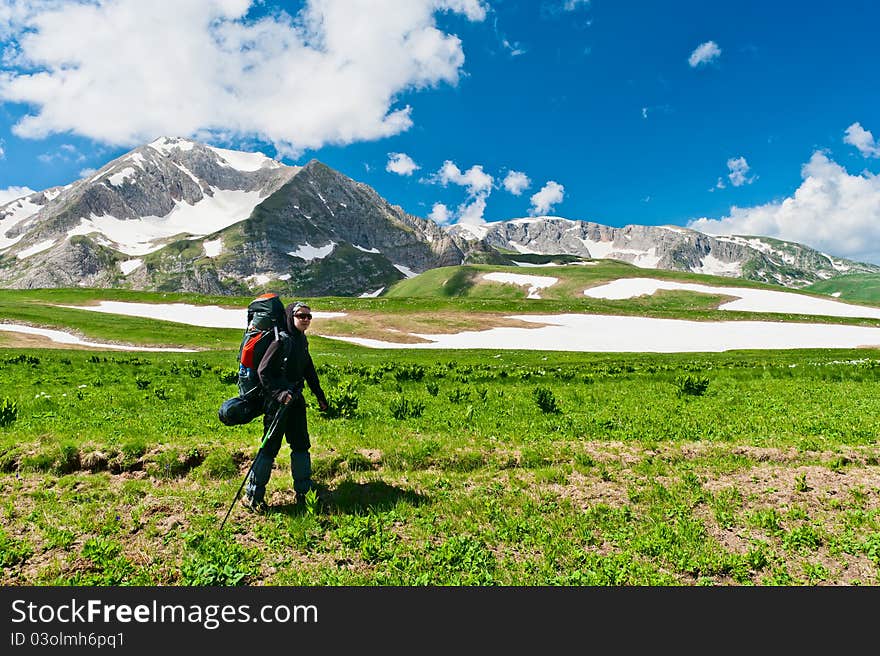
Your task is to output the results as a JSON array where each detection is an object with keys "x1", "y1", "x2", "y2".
[
  {"x1": 1, "y1": 269, "x2": 879, "y2": 586},
  {"x1": 806, "y1": 273, "x2": 880, "y2": 305}
]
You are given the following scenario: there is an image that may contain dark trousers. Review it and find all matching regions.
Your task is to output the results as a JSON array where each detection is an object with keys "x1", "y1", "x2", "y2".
[{"x1": 245, "y1": 396, "x2": 312, "y2": 501}]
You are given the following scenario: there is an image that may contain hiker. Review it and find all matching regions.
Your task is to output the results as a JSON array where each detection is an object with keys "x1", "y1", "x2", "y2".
[{"x1": 243, "y1": 301, "x2": 329, "y2": 511}]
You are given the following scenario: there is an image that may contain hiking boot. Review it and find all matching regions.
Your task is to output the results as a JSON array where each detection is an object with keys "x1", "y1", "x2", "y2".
[{"x1": 240, "y1": 496, "x2": 269, "y2": 514}]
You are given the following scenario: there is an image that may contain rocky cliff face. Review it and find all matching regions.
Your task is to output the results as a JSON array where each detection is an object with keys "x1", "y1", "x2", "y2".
[{"x1": 2, "y1": 138, "x2": 877, "y2": 296}]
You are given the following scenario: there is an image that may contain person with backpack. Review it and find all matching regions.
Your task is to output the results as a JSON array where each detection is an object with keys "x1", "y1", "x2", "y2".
[{"x1": 242, "y1": 301, "x2": 329, "y2": 512}]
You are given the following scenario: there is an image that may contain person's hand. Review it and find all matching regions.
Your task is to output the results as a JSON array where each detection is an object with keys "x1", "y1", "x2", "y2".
[
  {"x1": 318, "y1": 399, "x2": 329, "y2": 412},
  {"x1": 279, "y1": 390, "x2": 295, "y2": 405}
]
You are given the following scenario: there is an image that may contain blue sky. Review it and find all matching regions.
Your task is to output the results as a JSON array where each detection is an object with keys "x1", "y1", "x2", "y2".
[{"x1": 1, "y1": 0, "x2": 879, "y2": 262}]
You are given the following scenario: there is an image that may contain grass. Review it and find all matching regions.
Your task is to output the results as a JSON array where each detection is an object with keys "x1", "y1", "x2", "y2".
[
  {"x1": 806, "y1": 273, "x2": 880, "y2": 304},
  {"x1": 2, "y1": 276, "x2": 879, "y2": 586},
  {"x1": 2, "y1": 339, "x2": 879, "y2": 586},
  {"x1": 4, "y1": 262, "x2": 880, "y2": 355}
]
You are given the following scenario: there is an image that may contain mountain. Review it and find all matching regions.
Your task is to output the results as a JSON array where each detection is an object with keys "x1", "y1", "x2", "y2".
[
  {"x1": 0, "y1": 137, "x2": 462, "y2": 296},
  {"x1": 1, "y1": 137, "x2": 877, "y2": 296},
  {"x1": 446, "y1": 218, "x2": 880, "y2": 289}
]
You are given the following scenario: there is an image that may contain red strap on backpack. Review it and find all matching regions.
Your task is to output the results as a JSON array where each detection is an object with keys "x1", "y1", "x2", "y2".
[{"x1": 240, "y1": 332, "x2": 265, "y2": 368}]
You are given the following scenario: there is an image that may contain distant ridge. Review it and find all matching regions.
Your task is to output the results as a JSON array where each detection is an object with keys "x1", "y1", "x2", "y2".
[{"x1": 2, "y1": 137, "x2": 877, "y2": 296}]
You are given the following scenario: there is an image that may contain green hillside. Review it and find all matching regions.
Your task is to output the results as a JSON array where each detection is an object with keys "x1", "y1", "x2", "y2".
[
  {"x1": 806, "y1": 273, "x2": 880, "y2": 304},
  {"x1": 385, "y1": 260, "x2": 772, "y2": 300},
  {"x1": 381, "y1": 260, "x2": 880, "y2": 320}
]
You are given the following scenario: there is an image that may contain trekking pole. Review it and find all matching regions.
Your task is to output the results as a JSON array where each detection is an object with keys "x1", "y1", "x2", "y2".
[{"x1": 219, "y1": 400, "x2": 290, "y2": 531}]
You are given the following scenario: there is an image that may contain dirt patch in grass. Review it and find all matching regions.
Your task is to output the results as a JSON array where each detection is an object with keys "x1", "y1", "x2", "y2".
[
  {"x1": 0, "y1": 330, "x2": 92, "y2": 350},
  {"x1": 698, "y1": 463, "x2": 880, "y2": 585},
  {"x1": 538, "y1": 442, "x2": 880, "y2": 585},
  {"x1": 315, "y1": 310, "x2": 549, "y2": 342},
  {"x1": 4, "y1": 308, "x2": 550, "y2": 350},
  {"x1": 546, "y1": 469, "x2": 631, "y2": 508},
  {"x1": 4, "y1": 440, "x2": 878, "y2": 585}
]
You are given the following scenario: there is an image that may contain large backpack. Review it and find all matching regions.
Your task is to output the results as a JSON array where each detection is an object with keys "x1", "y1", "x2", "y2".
[{"x1": 218, "y1": 293, "x2": 287, "y2": 426}]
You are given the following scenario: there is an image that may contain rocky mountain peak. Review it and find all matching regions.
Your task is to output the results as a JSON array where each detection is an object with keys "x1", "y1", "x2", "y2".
[{"x1": 2, "y1": 137, "x2": 878, "y2": 296}]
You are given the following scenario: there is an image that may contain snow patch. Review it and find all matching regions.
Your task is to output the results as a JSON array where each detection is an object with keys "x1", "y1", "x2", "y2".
[
  {"x1": 693, "y1": 254, "x2": 742, "y2": 276},
  {"x1": 207, "y1": 145, "x2": 280, "y2": 172},
  {"x1": 107, "y1": 167, "x2": 137, "y2": 187},
  {"x1": 65, "y1": 188, "x2": 263, "y2": 256},
  {"x1": 175, "y1": 163, "x2": 203, "y2": 187},
  {"x1": 57, "y1": 302, "x2": 346, "y2": 327},
  {"x1": 513, "y1": 261, "x2": 564, "y2": 267},
  {"x1": 16, "y1": 239, "x2": 56, "y2": 259},
  {"x1": 394, "y1": 264, "x2": 418, "y2": 278},
  {"x1": 483, "y1": 272, "x2": 558, "y2": 299},
  {"x1": 579, "y1": 241, "x2": 661, "y2": 267},
  {"x1": 584, "y1": 277, "x2": 880, "y2": 319},
  {"x1": 578, "y1": 238, "x2": 660, "y2": 267},
  {"x1": 248, "y1": 273, "x2": 273, "y2": 286},
  {"x1": 509, "y1": 241, "x2": 540, "y2": 254},
  {"x1": 316, "y1": 191, "x2": 334, "y2": 215},
  {"x1": 289, "y1": 242, "x2": 335, "y2": 261},
  {"x1": 148, "y1": 136, "x2": 195, "y2": 155},
  {"x1": 323, "y1": 314, "x2": 880, "y2": 353},
  {"x1": 0, "y1": 196, "x2": 43, "y2": 250},
  {"x1": 508, "y1": 216, "x2": 571, "y2": 225},
  {"x1": 203, "y1": 238, "x2": 223, "y2": 257},
  {"x1": 119, "y1": 259, "x2": 142, "y2": 275},
  {"x1": 453, "y1": 223, "x2": 488, "y2": 240},
  {"x1": 0, "y1": 323, "x2": 196, "y2": 352},
  {"x1": 632, "y1": 248, "x2": 662, "y2": 268}
]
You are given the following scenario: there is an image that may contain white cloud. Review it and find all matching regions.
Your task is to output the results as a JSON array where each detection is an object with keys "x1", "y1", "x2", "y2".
[
  {"x1": 564, "y1": 0, "x2": 591, "y2": 9},
  {"x1": 727, "y1": 156, "x2": 756, "y2": 187},
  {"x1": 844, "y1": 122, "x2": 880, "y2": 158},
  {"x1": 0, "y1": 185, "x2": 35, "y2": 204},
  {"x1": 640, "y1": 104, "x2": 672, "y2": 120},
  {"x1": 432, "y1": 160, "x2": 494, "y2": 195},
  {"x1": 688, "y1": 41, "x2": 721, "y2": 67},
  {"x1": 529, "y1": 180, "x2": 564, "y2": 216},
  {"x1": 428, "y1": 159, "x2": 494, "y2": 224},
  {"x1": 428, "y1": 202, "x2": 452, "y2": 224},
  {"x1": 502, "y1": 170, "x2": 530, "y2": 195},
  {"x1": 501, "y1": 38, "x2": 526, "y2": 57},
  {"x1": 37, "y1": 146, "x2": 84, "y2": 166},
  {"x1": 438, "y1": 0, "x2": 489, "y2": 21},
  {"x1": 386, "y1": 152, "x2": 420, "y2": 176},
  {"x1": 457, "y1": 195, "x2": 488, "y2": 225},
  {"x1": 688, "y1": 152, "x2": 880, "y2": 264},
  {"x1": 0, "y1": 1, "x2": 487, "y2": 156}
]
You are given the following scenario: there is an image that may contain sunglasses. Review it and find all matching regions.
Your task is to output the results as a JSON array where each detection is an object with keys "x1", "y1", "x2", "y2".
[{"x1": 294, "y1": 313, "x2": 312, "y2": 320}]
